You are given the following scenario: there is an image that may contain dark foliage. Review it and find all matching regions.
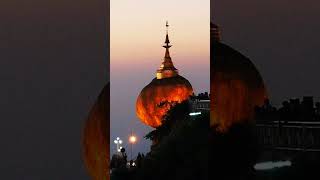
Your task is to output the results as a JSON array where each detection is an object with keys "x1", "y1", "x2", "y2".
[
  {"x1": 135, "y1": 102, "x2": 209, "y2": 180},
  {"x1": 112, "y1": 101, "x2": 261, "y2": 180},
  {"x1": 209, "y1": 123, "x2": 259, "y2": 180},
  {"x1": 145, "y1": 100, "x2": 191, "y2": 142}
]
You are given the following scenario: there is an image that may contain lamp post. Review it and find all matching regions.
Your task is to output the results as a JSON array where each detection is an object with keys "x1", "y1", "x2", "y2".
[
  {"x1": 113, "y1": 137, "x2": 123, "y2": 152},
  {"x1": 129, "y1": 134, "x2": 137, "y2": 160}
]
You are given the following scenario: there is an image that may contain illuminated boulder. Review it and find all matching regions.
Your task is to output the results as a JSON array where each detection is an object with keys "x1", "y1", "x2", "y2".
[
  {"x1": 136, "y1": 22, "x2": 193, "y2": 128},
  {"x1": 137, "y1": 76, "x2": 193, "y2": 128},
  {"x1": 82, "y1": 83, "x2": 109, "y2": 180},
  {"x1": 210, "y1": 23, "x2": 268, "y2": 132}
]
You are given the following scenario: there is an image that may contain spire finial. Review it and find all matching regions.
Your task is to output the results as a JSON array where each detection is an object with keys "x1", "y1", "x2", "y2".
[
  {"x1": 163, "y1": 21, "x2": 171, "y2": 50},
  {"x1": 166, "y1": 21, "x2": 169, "y2": 34},
  {"x1": 163, "y1": 21, "x2": 172, "y2": 58}
]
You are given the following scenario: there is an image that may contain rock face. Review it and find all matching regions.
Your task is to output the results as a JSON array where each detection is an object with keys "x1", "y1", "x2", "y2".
[
  {"x1": 82, "y1": 83, "x2": 110, "y2": 180},
  {"x1": 211, "y1": 24, "x2": 268, "y2": 132},
  {"x1": 136, "y1": 76, "x2": 193, "y2": 128}
]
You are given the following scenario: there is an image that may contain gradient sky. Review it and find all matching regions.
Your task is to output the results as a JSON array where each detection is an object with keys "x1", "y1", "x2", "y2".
[
  {"x1": 110, "y1": 0, "x2": 210, "y2": 155},
  {"x1": 212, "y1": 0, "x2": 320, "y2": 106}
]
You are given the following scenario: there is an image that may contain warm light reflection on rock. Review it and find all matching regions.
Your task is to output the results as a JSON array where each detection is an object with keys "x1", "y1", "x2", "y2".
[
  {"x1": 83, "y1": 84, "x2": 110, "y2": 180},
  {"x1": 136, "y1": 76, "x2": 193, "y2": 128},
  {"x1": 211, "y1": 42, "x2": 267, "y2": 132}
]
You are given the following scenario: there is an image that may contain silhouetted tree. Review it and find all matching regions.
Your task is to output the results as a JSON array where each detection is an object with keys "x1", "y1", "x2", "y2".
[{"x1": 135, "y1": 101, "x2": 209, "y2": 180}]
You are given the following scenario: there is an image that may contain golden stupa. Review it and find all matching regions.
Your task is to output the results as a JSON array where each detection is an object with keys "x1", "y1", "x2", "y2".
[{"x1": 136, "y1": 22, "x2": 193, "y2": 128}]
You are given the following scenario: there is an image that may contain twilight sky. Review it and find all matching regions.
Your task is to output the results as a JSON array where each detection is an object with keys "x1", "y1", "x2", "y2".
[
  {"x1": 110, "y1": 0, "x2": 210, "y2": 155},
  {"x1": 212, "y1": 0, "x2": 320, "y2": 106}
]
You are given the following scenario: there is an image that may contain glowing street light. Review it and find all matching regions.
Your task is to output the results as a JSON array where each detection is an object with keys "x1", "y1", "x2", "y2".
[
  {"x1": 129, "y1": 135, "x2": 137, "y2": 144},
  {"x1": 129, "y1": 134, "x2": 137, "y2": 160},
  {"x1": 113, "y1": 137, "x2": 123, "y2": 152}
]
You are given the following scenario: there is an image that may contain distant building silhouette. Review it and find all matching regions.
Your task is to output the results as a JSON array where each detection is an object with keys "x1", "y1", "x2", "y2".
[
  {"x1": 189, "y1": 92, "x2": 210, "y2": 113},
  {"x1": 255, "y1": 96, "x2": 320, "y2": 123}
]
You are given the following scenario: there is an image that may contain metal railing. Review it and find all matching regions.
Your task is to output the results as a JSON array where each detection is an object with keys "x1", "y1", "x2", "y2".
[{"x1": 256, "y1": 121, "x2": 320, "y2": 151}]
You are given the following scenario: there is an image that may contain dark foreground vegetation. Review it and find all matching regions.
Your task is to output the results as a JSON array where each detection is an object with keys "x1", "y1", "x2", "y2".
[{"x1": 111, "y1": 100, "x2": 320, "y2": 180}]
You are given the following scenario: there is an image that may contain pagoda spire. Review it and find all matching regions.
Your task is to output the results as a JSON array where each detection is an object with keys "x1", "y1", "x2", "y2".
[
  {"x1": 163, "y1": 21, "x2": 172, "y2": 58},
  {"x1": 156, "y1": 21, "x2": 178, "y2": 79}
]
